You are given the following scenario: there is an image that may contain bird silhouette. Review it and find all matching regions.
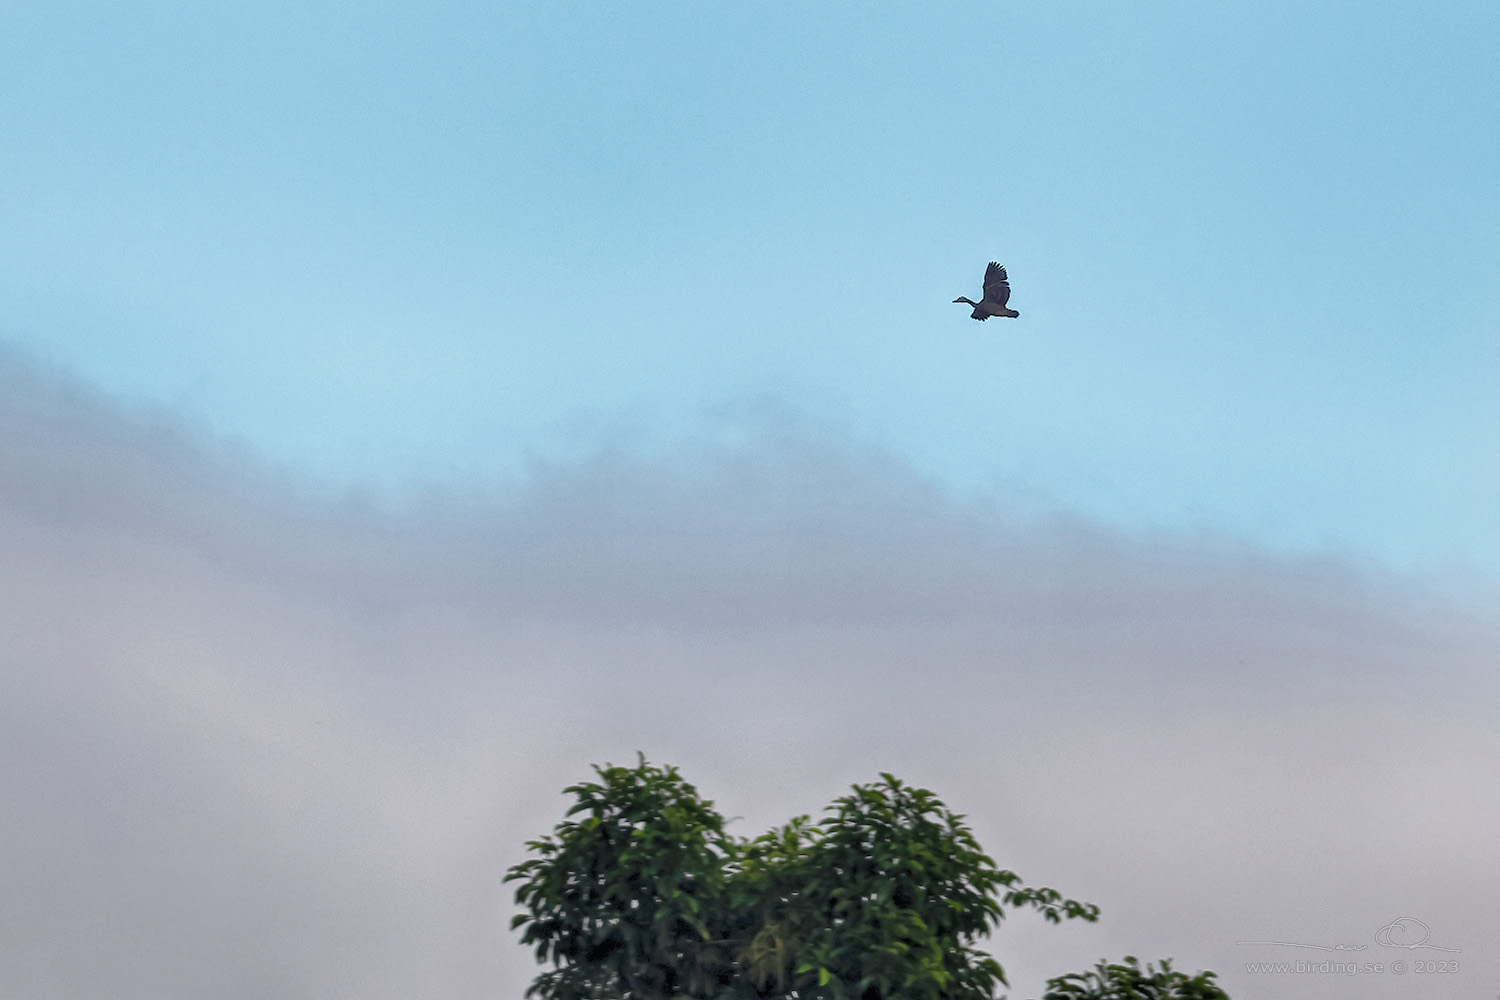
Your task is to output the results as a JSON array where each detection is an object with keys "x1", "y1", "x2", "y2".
[{"x1": 954, "y1": 262, "x2": 1019, "y2": 320}]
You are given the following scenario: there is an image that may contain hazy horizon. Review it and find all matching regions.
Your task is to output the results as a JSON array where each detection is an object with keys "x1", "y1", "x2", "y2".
[{"x1": 4, "y1": 345, "x2": 1498, "y2": 998}]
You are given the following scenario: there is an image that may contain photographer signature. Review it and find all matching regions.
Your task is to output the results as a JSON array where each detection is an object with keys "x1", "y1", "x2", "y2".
[{"x1": 1237, "y1": 916, "x2": 1460, "y2": 953}]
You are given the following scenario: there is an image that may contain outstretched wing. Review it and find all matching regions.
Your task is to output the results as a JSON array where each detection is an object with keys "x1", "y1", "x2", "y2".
[{"x1": 982, "y1": 262, "x2": 1011, "y2": 308}]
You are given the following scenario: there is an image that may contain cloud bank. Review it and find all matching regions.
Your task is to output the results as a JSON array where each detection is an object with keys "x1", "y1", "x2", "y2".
[{"x1": 3, "y1": 347, "x2": 1497, "y2": 1000}]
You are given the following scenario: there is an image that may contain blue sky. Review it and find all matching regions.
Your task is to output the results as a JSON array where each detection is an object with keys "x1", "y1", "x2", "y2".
[{"x1": 4, "y1": 1, "x2": 1496, "y2": 575}]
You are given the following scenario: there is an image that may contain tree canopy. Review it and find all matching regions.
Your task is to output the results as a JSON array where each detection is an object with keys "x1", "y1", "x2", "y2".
[
  {"x1": 1038, "y1": 956, "x2": 1228, "y2": 1000},
  {"x1": 506, "y1": 756, "x2": 1223, "y2": 1000}
]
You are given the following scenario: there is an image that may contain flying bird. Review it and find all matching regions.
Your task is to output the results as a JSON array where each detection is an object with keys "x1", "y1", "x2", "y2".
[{"x1": 954, "y1": 262, "x2": 1019, "y2": 320}]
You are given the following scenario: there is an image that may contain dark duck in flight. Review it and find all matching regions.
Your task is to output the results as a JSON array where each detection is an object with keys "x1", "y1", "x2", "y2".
[{"x1": 954, "y1": 262, "x2": 1019, "y2": 320}]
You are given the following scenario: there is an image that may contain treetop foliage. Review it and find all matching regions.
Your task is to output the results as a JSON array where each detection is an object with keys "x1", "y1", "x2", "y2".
[
  {"x1": 506, "y1": 756, "x2": 1222, "y2": 1000},
  {"x1": 1038, "y1": 956, "x2": 1229, "y2": 1000}
]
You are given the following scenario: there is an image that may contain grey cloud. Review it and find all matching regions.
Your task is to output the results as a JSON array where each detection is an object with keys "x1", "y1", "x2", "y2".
[{"x1": 2, "y1": 348, "x2": 1498, "y2": 999}]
